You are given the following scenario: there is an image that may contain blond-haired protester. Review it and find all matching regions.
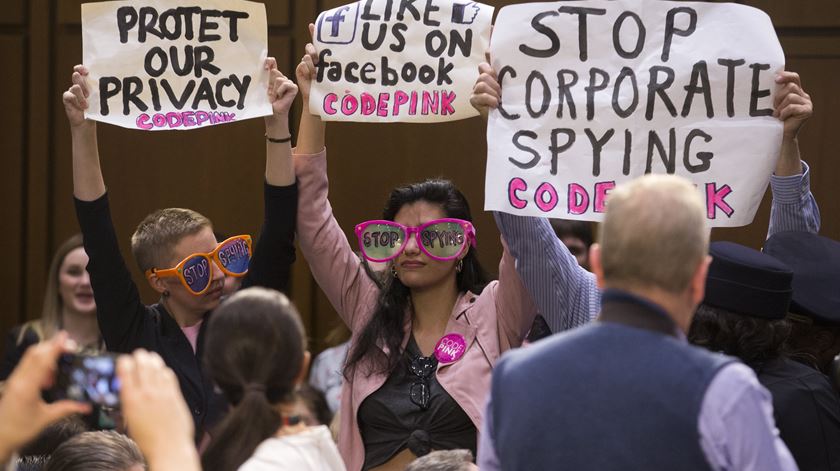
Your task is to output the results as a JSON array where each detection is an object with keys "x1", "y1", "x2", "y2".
[
  {"x1": 61, "y1": 57, "x2": 298, "y2": 441},
  {"x1": 2, "y1": 235, "x2": 101, "y2": 384},
  {"x1": 479, "y1": 175, "x2": 797, "y2": 471}
]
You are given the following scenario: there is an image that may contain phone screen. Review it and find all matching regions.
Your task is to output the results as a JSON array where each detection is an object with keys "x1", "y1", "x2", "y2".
[{"x1": 55, "y1": 353, "x2": 121, "y2": 408}]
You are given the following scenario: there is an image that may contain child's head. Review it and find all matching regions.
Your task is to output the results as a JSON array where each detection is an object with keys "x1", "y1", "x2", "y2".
[{"x1": 132, "y1": 208, "x2": 226, "y2": 312}]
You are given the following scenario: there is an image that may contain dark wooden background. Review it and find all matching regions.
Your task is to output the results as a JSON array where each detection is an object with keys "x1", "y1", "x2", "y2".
[{"x1": 2, "y1": 0, "x2": 838, "y2": 356}]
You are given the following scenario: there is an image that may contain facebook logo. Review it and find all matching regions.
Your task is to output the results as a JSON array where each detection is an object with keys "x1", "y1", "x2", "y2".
[
  {"x1": 317, "y1": 3, "x2": 359, "y2": 45},
  {"x1": 452, "y1": 2, "x2": 480, "y2": 25}
]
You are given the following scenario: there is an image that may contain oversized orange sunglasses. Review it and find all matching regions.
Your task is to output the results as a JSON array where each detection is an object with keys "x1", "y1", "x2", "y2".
[{"x1": 145, "y1": 235, "x2": 252, "y2": 295}]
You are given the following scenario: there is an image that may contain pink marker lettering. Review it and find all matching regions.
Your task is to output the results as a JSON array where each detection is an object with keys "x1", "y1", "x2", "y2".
[
  {"x1": 568, "y1": 183, "x2": 589, "y2": 215},
  {"x1": 706, "y1": 183, "x2": 734, "y2": 219},
  {"x1": 508, "y1": 178, "x2": 528, "y2": 209},
  {"x1": 593, "y1": 181, "x2": 616, "y2": 213},
  {"x1": 323, "y1": 93, "x2": 338, "y2": 115}
]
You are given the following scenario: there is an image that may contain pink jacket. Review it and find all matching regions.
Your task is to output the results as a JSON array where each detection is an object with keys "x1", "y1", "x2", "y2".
[{"x1": 294, "y1": 149, "x2": 537, "y2": 471}]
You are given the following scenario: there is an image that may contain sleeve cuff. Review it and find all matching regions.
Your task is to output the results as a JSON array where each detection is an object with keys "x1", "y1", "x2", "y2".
[
  {"x1": 770, "y1": 161, "x2": 810, "y2": 204},
  {"x1": 264, "y1": 180, "x2": 298, "y2": 197}
]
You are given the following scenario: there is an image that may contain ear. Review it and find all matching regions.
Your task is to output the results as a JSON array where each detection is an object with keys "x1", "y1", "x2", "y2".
[
  {"x1": 689, "y1": 255, "x2": 711, "y2": 307},
  {"x1": 589, "y1": 244, "x2": 606, "y2": 289},
  {"x1": 294, "y1": 351, "x2": 311, "y2": 386},
  {"x1": 146, "y1": 272, "x2": 169, "y2": 295}
]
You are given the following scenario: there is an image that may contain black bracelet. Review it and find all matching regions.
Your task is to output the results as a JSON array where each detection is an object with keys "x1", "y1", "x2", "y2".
[{"x1": 265, "y1": 133, "x2": 292, "y2": 143}]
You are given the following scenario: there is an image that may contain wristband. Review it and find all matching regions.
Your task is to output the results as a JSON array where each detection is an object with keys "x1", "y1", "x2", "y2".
[{"x1": 265, "y1": 134, "x2": 292, "y2": 144}]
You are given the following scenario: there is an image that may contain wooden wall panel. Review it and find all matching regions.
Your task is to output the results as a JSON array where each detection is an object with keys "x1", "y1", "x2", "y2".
[
  {"x1": 741, "y1": 1, "x2": 840, "y2": 28},
  {"x1": 0, "y1": 36, "x2": 25, "y2": 352},
  {"x1": 0, "y1": 1, "x2": 25, "y2": 25}
]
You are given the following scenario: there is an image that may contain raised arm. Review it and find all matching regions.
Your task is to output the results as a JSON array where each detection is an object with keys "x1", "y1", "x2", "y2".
[
  {"x1": 472, "y1": 62, "x2": 599, "y2": 333},
  {"x1": 292, "y1": 33, "x2": 378, "y2": 330},
  {"x1": 64, "y1": 65, "x2": 105, "y2": 201},
  {"x1": 768, "y1": 71, "x2": 820, "y2": 236},
  {"x1": 65, "y1": 67, "x2": 151, "y2": 352},
  {"x1": 241, "y1": 58, "x2": 299, "y2": 293},
  {"x1": 296, "y1": 26, "x2": 326, "y2": 155}
]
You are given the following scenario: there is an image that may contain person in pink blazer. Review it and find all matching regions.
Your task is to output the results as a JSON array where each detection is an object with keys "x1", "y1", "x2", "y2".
[{"x1": 290, "y1": 41, "x2": 538, "y2": 471}]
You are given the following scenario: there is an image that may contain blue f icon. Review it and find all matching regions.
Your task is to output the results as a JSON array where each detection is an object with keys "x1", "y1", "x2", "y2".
[
  {"x1": 317, "y1": 3, "x2": 359, "y2": 45},
  {"x1": 326, "y1": 6, "x2": 350, "y2": 37}
]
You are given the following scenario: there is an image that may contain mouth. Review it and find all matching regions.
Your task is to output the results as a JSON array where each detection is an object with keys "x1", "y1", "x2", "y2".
[
  {"x1": 400, "y1": 261, "x2": 426, "y2": 269},
  {"x1": 75, "y1": 292, "x2": 95, "y2": 302},
  {"x1": 205, "y1": 284, "x2": 224, "y2": 297}
]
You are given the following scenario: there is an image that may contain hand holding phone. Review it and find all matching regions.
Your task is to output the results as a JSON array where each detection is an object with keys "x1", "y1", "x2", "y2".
[{"x1": 53, "y1": 352, "x2": 121, "y2": 408}]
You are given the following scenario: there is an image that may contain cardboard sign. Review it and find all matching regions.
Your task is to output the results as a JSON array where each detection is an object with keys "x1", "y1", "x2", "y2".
[
  {"x1": 310, "y1": 0, "x2": 493, "y2": 123},
  {"x1": 484, "y1": 0, "x2": 785, "y2": 227},
  {"x1": 81, "y1": 0, "x2": 271, "y2": 130}
]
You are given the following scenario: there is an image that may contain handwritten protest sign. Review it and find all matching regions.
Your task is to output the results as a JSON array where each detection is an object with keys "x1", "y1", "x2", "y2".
[
  {"x1": 310, "y1": 0, "x2": 493, "y2": 123},
  {"x1": 81, "y1": 0, "x2": 271, "y2": 130},
  {"x1": 484, "y1": 1, "x2": 785, "y2": 227}
]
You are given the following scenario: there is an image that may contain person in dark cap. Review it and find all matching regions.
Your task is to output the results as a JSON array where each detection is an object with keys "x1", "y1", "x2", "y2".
[
  {"x1": 689, "y1": 241, "x2": 840, "y2": 471},
  {"x1": 764, "y1": 231, "x2": 840, "y2": 376}
]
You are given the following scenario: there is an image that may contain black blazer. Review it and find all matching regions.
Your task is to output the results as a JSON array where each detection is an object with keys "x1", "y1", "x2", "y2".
[
  {"x1": 75, "y1": 182, "x2": 297, "y2": 439},
  {"x1": 757, "y1": 356, "x2": 840, "y2": 471}
]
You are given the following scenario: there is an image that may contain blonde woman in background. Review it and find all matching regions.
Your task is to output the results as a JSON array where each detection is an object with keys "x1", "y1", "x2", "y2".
[{"x1": 1, "y1": 234, "x2": 101, "y2": 383}]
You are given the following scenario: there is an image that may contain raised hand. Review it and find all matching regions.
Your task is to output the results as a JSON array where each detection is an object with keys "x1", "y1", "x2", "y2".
[
  {"x1": 774, "y1": 71, "x2": 813, "y2": 139},
  {"x1": 265, "y1": 57, "x2": 298, "y2": 119},
  {"x1": 470, "y1": 59, "x2": 501, "y2": 121},
  {"x1": 62, "y1": 65, "x2": 94, "y2": 129},
  {"x1": 296, "y1": 24, "x2": 318, "y2": 104}
]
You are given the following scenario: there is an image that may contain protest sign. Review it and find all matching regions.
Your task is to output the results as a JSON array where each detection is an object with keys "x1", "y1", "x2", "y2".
[
  {"x1": 81, "y1": 0, "x2": 271, "y2": 130},
  {"x1": 484, "y1": 0, "x2": 785, "y2": 227},
  {"x1": 310, "y1": 0, "x2": 493, "y2": 123}
]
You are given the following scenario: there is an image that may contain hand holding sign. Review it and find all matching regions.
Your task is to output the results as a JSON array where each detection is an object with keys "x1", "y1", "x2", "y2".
[
  {"x1": 470, "y1": 60, "x2": 500, "y2": 120},
  {"x1": 63, "y1": 65, "x2": 93, "y2": 128},
  {"x1": 774, "y1": 71, "x2": 812, "y2": 139},
  {"x1": 296, "y1": 25, "x2": 319, "y2": 104},
  {"x1": 265, "y1": 58, "x2": 298, "y2": 118}
]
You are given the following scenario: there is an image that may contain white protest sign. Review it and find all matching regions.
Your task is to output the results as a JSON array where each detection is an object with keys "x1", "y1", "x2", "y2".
[
  {"x1": 82, "y1": 0, "x2": 271, "y2": 131},
  {"x1": 310, "y1": 0, "x2": 493, "y2": 123},
  {"x1": 485, "y1": 1, "x2": 785, "y2": 227}
]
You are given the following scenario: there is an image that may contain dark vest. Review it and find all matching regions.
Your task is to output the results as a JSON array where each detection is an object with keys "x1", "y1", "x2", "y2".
[{"x1": 492, "y1": 291, "x2": 734, "y2": 471}]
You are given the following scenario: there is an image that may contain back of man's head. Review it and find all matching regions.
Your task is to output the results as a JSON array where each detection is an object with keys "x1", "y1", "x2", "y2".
[{"x1": 599, "y1": 175, "x2": 708, "y2": 293}]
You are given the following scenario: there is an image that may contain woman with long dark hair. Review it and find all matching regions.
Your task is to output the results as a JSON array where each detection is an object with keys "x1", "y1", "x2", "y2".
[
  {"x1": 291, "y1": 40, "x2": 537, "y2": 471},
  {"x1": 200, "y1": 287, "x2": 344, "y2": 471}
]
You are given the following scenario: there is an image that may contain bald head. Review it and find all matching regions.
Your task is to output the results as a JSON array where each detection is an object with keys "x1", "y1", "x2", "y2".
[{"x1": 599, "y1": 175, "x2": 708, "y2": 294}]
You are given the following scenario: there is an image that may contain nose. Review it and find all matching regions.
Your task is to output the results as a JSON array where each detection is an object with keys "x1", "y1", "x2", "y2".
[
  {"x1": 403, "y1": 233, "x2": 421, "y2": 255},
  {"x1": 81, "y1": 270, "x2": 92, "y2": 287},
  {"x1": 211, "y1": 259, "x2": 226, "y2": 284}
]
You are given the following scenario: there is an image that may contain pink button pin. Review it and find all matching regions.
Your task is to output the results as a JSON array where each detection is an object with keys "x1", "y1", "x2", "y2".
[{"x1": 434, "y1": 333, "x2": 467, "y2": 365}]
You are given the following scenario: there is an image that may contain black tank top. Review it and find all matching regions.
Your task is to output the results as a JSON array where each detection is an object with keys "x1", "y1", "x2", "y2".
[{"x1": 357, "y1": 336, "x2": 476, "y2": 469}]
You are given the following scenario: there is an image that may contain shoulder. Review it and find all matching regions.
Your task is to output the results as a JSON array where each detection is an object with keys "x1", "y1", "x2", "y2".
[
  {"x1": 239, "y1": 426, "x2": 343, "y2": 471},
  {"x1": 13, "y1": 321, "x2": 45, "y2": 346},
  {"x1": 495, "y1": 325, "x2": 594, "y2": 377},
  {"x1": 703, "y1": 362, "x2": 771, "y2": 417},
  {"x1": 760, "y1": 357, "x2": 840, "y2": 405}
]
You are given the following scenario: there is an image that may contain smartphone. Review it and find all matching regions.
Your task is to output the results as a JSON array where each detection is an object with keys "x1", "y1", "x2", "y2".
[{"x1": 53, "y1": 352, "x2": 121, "y2": 408}]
